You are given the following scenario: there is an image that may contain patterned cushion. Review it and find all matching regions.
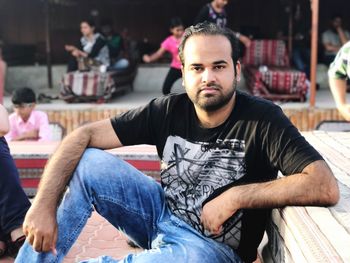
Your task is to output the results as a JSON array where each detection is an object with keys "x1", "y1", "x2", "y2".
[
  {"x1": 243, "y1": 66, "x2": 307, "y2": 100},
  {"x1": 242, "y1": 40, "x2": 290, "y2": 67},
  {"x1": 60, "y1": 71, "x2": 116, "y2": 102}
]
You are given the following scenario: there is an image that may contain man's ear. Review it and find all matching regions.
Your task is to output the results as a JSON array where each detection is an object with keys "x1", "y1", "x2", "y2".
[
  {"x1": 181, "y1": 66, "x2": 185, "y2": 88},
  {"x1": 235, "y1": 61, "x2": 241, "y2": 82}
]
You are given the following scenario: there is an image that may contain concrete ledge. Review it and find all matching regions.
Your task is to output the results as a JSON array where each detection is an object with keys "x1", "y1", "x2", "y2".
[{"x1": 5, "y1": 65, "x2": 67, "y2": 92}]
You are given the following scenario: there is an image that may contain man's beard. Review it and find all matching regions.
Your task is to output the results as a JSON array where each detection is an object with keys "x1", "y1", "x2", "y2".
[{"x1": 193, "y1": 80, "x2": 237, "y2": 112}]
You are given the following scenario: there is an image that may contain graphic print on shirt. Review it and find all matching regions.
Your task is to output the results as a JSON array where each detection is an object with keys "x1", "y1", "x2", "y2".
[{"x1": 161, "y1": 135, "x2": 246, "y2": 248}]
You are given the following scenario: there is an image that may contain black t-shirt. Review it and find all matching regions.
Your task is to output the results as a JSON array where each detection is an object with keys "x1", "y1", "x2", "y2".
[
  {"x1": 194, "y1": 3, "x2": 227, "y2": 28},
  {"x1": 111, "y1": 91, "x2": 322, "y2": 262}
]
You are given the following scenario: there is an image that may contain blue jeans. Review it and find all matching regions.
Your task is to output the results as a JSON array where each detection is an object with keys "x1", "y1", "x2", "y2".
[{"x1": 16, "y1": 149, "x2": 242, "y2": 263}]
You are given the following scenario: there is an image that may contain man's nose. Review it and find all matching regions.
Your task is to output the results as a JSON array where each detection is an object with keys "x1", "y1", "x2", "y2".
[{"x1": 201, "y1": 68, "x2": 215, "y2": 83}]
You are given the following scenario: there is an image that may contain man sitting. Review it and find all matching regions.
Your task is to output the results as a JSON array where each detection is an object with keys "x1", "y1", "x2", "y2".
[{"x1": 17, "y1": 23, "x2": 339, "y2": 263}]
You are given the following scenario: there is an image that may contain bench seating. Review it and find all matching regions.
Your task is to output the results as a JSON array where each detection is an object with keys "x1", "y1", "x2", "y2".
[{"x1": 242, "y1": 40, "x2": 308, "y2": 102}]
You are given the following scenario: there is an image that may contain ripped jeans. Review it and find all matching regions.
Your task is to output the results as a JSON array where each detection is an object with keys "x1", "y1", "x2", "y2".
[{"x1": 16, "y1": 148, "x2": 242, "y2": 263}]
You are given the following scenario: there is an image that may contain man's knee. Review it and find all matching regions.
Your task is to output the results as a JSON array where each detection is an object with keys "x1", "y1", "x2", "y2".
[{"x1": 74, "y1": 148, "x2": 124, "y2": 183}]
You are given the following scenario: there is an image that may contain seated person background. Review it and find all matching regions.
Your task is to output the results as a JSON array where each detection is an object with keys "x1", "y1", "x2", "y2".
[
  {"x1": 322, "y1": 14, "x2": 350, "y2": 65},
  {"x1": 0, "y1": 104, "x2": 31, "y2": 258},
  {"x1": 328, "y1": 41, "x2": 350, "y2": 121},
  {"x1": 100, "y1": 20, "x2": 129, "y2": 70},
  {"x1": 65, "y1": 19, "x2": 110, "y2": 72},
  {"x1": 5, "y1": 87, "x2": 51, "y2": 142}
]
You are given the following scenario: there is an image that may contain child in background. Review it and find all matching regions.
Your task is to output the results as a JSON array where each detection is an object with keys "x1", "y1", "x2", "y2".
[
  {"x1": 143, "y1": 17, "x2": 184, "y2": 95},
  {"x1": 5, "y1": 87, "x2": 51, "y2": 142}
]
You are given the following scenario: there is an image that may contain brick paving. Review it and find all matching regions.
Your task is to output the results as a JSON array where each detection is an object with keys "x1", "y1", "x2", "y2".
[{"x1": 1, "y1": 212, "x2": 142, "y2": 263}]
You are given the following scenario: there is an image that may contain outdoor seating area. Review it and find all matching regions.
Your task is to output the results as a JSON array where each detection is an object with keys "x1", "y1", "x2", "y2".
[
  {"x1": 2, "y1": 131, "x2": 349, "y2": 263},
  {"x1": 1, "y1": 0, "x2": 350, "y2": 262},
  {"x1": 60, "y1": 59, "x2": 138, "y2": 103},
  {"x1": 242, "y1": 40, "x2": 308, "y2": 102}
]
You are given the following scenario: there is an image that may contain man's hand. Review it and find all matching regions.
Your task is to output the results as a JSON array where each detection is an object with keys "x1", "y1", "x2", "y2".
[
  {"x1": 22, "y1": 204, "x2": 58, "y2": 253},
  {"x1": 201, "y1": 189, "x2": 237, "y2": 235}
]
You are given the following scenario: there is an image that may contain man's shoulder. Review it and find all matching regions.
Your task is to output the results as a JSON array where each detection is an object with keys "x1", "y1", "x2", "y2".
[
  {"x1": 235, "y1": 91, "x2": 285, "y2": 124},
  {"x1": 237, "y1": 91, "x2": 279, "y2": 112},
  {"x1": 153, "y1": 93, "x2": 189, "y2": 107}
]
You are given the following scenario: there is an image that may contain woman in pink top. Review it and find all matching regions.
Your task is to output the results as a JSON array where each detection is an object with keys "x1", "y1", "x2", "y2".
[{"x1": 143, "y1": 18, "x2": 184, "y2": 95}]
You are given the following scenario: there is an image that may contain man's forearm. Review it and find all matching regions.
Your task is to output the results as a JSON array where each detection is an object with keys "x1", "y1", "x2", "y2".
[
  {"x1": 201, "y1": 161, "x2": 339, "y2": 234},
  {"x1": 329, "y1": 78, "x2": 348, "y2": 106},
  {"x1": 229, "y1": 161, "x2": 339, "y2": 210},
  {"x1": 34, "y1": 127, "x2": 92, "y2": 210}
]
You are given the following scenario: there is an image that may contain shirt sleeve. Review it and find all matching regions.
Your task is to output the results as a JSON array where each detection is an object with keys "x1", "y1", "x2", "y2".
[
  {"x1": 161, "y1": 37, "x2": 171, "y2": 52},
  {"x1": 38, "y1": 112, "x2": 52, "y2": 142},
  {"x1": 110, "y1": 97, "x2": 168, "y2": 146},
  {"x1": 259, "y1": 106, "x2": 323, "y2": 175},
  {"x1": 328, "y1": 42, "x2": 350, "y2": 79}
]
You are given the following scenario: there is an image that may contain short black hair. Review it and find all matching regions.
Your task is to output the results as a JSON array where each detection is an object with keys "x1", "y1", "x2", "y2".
[
  {"x1": 12, "y1": 87, "x2": 36, "y2": 104},
  {"x1": 169, "y1": 17, "x2": 184, "y2": 29},
  {"x1": 81, "y1": 18, "x2": 95, "y2": 28},
  {"x1": 178, "y1": 22, "x2": 240, "y2": 71}
]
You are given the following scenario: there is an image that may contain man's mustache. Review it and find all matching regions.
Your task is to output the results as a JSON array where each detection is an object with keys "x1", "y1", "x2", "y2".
[{"x1": 199, "y1": 83, "x2": 222, "y2": 91}]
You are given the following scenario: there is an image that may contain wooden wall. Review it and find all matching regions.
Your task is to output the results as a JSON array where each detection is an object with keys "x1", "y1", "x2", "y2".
[{"x1": 44, "y1": 107, "x2": 345, "y2": 136}]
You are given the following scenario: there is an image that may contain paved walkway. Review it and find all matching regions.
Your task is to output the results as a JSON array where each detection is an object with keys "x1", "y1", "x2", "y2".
[{"x1": 1, "y1": 212, "x2": 142, "y2": 263}]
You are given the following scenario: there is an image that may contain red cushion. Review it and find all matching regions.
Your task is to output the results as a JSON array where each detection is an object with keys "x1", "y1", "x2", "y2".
[{"x1": 242, "y1": 40, "x2": 290, "y2": 67}]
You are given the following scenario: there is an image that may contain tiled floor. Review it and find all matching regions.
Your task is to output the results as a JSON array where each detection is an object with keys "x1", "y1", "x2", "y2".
[{"x1": 1, "y1": 212, "x2": 142, "y2": 263}]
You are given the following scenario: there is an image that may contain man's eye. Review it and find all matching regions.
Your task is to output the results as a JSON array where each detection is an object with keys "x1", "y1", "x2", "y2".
[
  {"x1": 191, "y1": 66, "x2": 203, "y2": 71},
  {"x1": 214, "y1": 65, "x2": 225, "y2": 70}
]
